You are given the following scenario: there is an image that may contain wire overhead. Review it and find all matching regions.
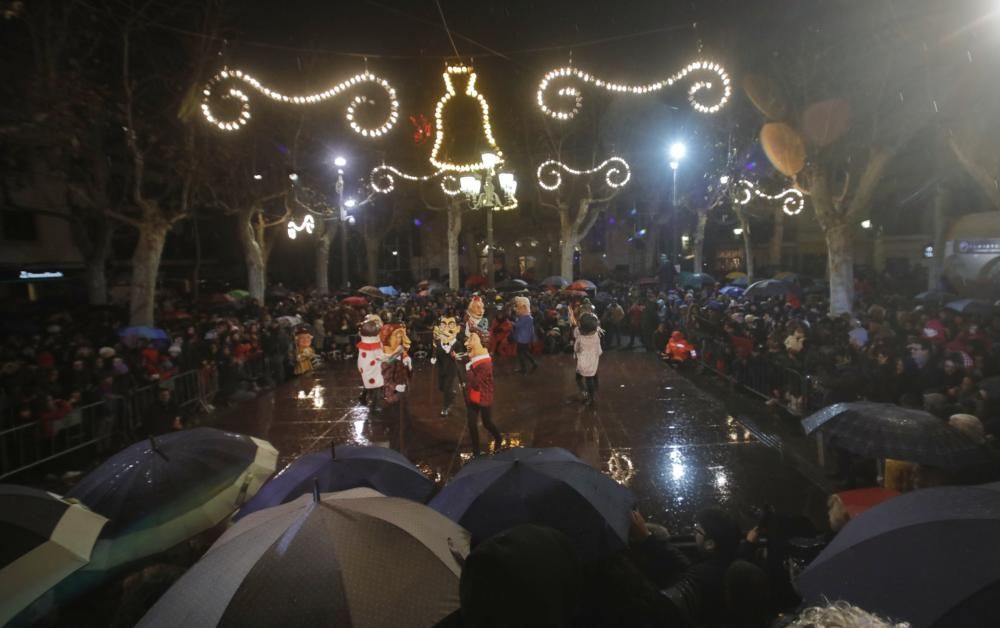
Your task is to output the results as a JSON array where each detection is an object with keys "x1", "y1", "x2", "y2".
[{"x1": 433, "y1": 0, "x2": 462, "y2": 59}]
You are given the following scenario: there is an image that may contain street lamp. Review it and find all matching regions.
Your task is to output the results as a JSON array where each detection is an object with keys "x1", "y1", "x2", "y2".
[
  {"x1": 344, "y1": 198, "x2": 357, "y2": 209},
  {"x1": 457, "y1": 151, "x2": 518, "y2": 288},
  {"x1": 334, "y1": 158, "x2": 349, "y2": 289},
  {"x1": 668, "y1": 141, "x2": 686, "y2": 266}
]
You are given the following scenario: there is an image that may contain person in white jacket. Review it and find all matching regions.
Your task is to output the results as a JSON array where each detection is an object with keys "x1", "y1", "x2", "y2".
[{"x1": 574, "y1": 311, "x2": 603, "y2": 406}]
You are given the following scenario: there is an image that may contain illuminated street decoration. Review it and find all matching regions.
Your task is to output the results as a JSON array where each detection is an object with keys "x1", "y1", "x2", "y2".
[
  {"x1": 536, "y1": 157, "x2": 631, "y2": 192},
  {"x1": 287, "y1": 214, "x2": 315, "y2": 240},
  {"x1": 537, "y1": 60, "x2": 732, "y2": 120},
  {"x1": 370, "y1": 64, "x2": 511, "y2": 195},
  {"x1": 735, "y1": 179, "x2": 805, "y2": 216},
  {"x1": 201, "y1": 68, "x2": 399, "y2": 137}
]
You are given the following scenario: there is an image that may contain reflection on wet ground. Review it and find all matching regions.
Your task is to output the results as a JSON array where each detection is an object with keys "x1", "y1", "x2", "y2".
[{"x1": 219, "y1": 350, "x2": 826, "y2": 532}]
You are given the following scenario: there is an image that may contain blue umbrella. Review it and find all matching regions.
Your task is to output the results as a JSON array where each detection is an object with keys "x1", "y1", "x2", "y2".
[
  {"x1": 234, "y1": 445, "x2": 434, "y2": 521},
  {"x1": 378, "y1": 285, "x2": 399, "y2": 297},
  {"x1": 719, "y1": 286, "x2": 744, "y2": 297},
  {"x1": 797, "y1": 483, "x2": 1000, "y2": 627},
  {"x1": 430, "y1": 447, "x2": 635, "y2": 560},
  {"x1": 66, "y1": 428, "x2": 277, "y2": 570},
  {"x1": 118, "y1": 326, "x2": 170, "y2": 346},
  {"x1": 728, "y1": 276, "x2": 749, "y2": 287}
]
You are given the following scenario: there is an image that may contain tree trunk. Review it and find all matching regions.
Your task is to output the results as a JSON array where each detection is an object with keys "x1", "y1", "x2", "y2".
[
  {"x1": 485, "y1": 209, "x2": 495, "y2": 288},
  {"x1": 85, "y1": 259, "x2": 108, "y2": 306},
  {"x1": 128, "y1": 221, "x2": 169, "y2": 326},
  {"x1": 315, "y1": 227, "x2": 333, "y2": 295},
  {"x1": 238, "y1": 213, "x2": 267, "y2": 301},
  {"x1": 364, "y1": 234, "x2": 379, "y2": 286},
  {"x1": 447, "y1": 206, "x2": 462, "y2": 290},
  {"x1": 769, "y1": 207, "x2": 784, "y2": 268},
  {"x1": 929, "y1": 183, "x2": 949, "y2": 291},
  {"x1": 558, "y1": 209, "x2": 576, "y2": 279},
  {"x1": 825, "y1": 221, "x2": 854, "y2": 314},
  {"x1": 741, "y1": 221, "x2": 755, "y2": 283},
  {"x1": 84, "y1": 218, "x2": 114, "y2": 306},
  {"x1": 693, "y1": 208, "x2": 708, "y2": 272}
]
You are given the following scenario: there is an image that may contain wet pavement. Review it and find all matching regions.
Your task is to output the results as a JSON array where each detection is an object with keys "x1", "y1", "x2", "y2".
[{"x1": 218, "y1": 349, "x2": 828, "y2": 533}]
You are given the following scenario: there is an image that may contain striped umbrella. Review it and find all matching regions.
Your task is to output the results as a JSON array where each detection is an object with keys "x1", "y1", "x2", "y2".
[
  {"x1": 138, "y1": 488, "x2": 470, "y2": 628},
  {"x1": 67, "y1": 428, "x2": 277, "y2": 571},
  {"x1": 0, "y1": 485, "x2": 108, "y2": 625}
]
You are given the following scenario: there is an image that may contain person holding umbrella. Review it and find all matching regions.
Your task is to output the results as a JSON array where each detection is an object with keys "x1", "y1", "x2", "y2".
[{"x1": 461, "y1": 328, "x2": 502, "y2": 457}]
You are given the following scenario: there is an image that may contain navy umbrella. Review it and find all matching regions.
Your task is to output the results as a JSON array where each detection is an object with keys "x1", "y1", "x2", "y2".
[
  {"x1": 797, "y1": 483, "x2": 1000, "y2": 627},
  {"x1": 234, "y1": 445, "x2": 434, "y2": 521},
  {"x1": 430, "y1": 447, "x2": 635, "y2": 560},
  {"x1": 944, "y1": 298, "x2": 993, "y2": 316},
  {"x1": 801, "y1": 402, "x2": 992, "y2": 470},
  {"x1": 720, "y1": 285, "x2": 744, "y2": 297},
  {"x1": 744, "y1": 279, "x2": 794, "y2": 299},
  {"x1": 540, "y1": 276, "x2": 571, "y2": 289},
  {"x1": 496, "y1": 278, "x2": 529, "y2": 293},
  {"x1": 67, "y1": 428, "x2": 277, "y2": 570}
]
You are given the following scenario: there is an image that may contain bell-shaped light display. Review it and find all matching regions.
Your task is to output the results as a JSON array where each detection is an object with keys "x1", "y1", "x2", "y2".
[
  {"x1": 498, "y1": 172, "x2": 517, "y2": 197},
  {"x1": 460, "y1": 175, "x2": 482, "y2": 196}
]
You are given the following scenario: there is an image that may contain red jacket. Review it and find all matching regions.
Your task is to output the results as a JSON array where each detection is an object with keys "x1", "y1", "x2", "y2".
[{"x1": 465, "y1": 354, "x2": 494, "y2": 407}]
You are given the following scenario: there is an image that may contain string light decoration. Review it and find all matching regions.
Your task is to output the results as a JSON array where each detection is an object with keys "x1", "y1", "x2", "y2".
[
  {"x1": 536, "y1": 157, "x2": 632, "y2": 192},
  {"x1": 429, "y1": 66, "x2": 505, "y2": 172},
  {"x1": 734, "y1": 179, "x2": 805, "y2": 216},
  {"x1": 201, "y1": 68, "x2": 400, "y2": 137},
  {"x1": 536, "y1": 60, "x2": 732, "y2": 120},
  {"x1": 287, "y1": 214, "x2": 315, "y2": 240},
  {"x1": 369, "y1": 64, "x2": 513, "y2": 201}
]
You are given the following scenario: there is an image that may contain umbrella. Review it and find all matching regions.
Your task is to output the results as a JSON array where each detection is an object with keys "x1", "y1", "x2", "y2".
[
  {"x1": 560, "y1": 289, "x2": 588, "y2": 298},
  {"x1": 427, "y1": 281, "x2": 446, "y2": 294},
  {"x1": 234, "y1": 445, "x2": 434, "y2": 521},
  {"x1": 340, "y1": 296, "x2": 369, "y2": 307},
  {"x1": 725, "y1": 271, "x2": 747, "y2": 280},
  {"x1": 597, "y1": 278, "x2": 621, "y2": 289},
  {"x1": 429, "y1": 447, "x2": 635, "y2": 560},
  {"x1": 568, "y1": 279, "x2": 597, "y2": 291},
  {"x1": 797, "y1": 483, "x2": 1000, "y2": 627},
  {"x1": 728, "y1": 276, "x2": 749, "y2": 288},
  {"x1": 772, "y1": 271, "x2": 799, "y2": 281},
  {"x1": 119, "y1": 326, "x2": 171, "y2": 346},
  {"x1": 357, "y1": 285, "x2": 384, "y2": 300},
  {"x1": 66, "y1": 428, "x2": 277, "y2": 571},
  {"x1": 138, "y1": 488, "x2": 469, "y2": 628},
  {"x1": 378, "y1": 285, "x2": 399, "y2": 297},
  {"x1": 915, "y1": 289, "x2": 957, "y2": 304},
  {"x1": 496, "y1": 278, "x2": 529, "y2": 293},
  {"x1": 678, "y1": 272, "x2": 716, "y2": 289},
  {"x1": 465, "y1": 274, "x2": 487, "y2": 288},
  {"x1": 594, "y1": 291, "x2": 612, "y2": 304},
  {"x1": 540, "y1": 276, "x2": 571, "y2": 289},
  {"x1": 416, "y1": 279, "x2": 430, "y2": 290},
  {"x1": 719, "y1": 285, "x2": 744, "y2": 297},
  {"x1": 834, "y1": 487, "x2": 900, "y2": 519},
  {"x1": 227, "y1": 289, "x2": 250, "y2": 301},
  {"x1": 944, "y1": 298, "x2": 993, "y2": 316},
  {"x1": 275, "y1": 315, "x2": 302, "y2": 327},
  {"x1": 0, "y1": 485, "x2": 109, "y2": 625},
  {"x1": 801, "y1": 402, "x2": 992, "y2": 470},
  {"x1": 744, "y1": 279, "x2": 794, "y2": 299}
]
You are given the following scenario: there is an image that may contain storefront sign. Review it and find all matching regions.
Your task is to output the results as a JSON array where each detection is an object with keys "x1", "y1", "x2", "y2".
[
  {"x1": 956, "y1": 240, "x2": 1000, "y2": 255},
  {"x1": 18, "y1": 270, "x2": 64, "y2": 280}
]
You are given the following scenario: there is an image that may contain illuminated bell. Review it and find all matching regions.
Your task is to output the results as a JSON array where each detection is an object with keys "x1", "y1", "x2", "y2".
[{"x1": 430, "y1": 66, "x2": 505, "y2": 172}]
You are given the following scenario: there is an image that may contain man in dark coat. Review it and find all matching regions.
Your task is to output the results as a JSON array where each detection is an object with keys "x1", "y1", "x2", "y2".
[
  {"x1": 142, "y1": 386, "x2": 183, "y2": 437},
  {"x1": 463, "y1": 328, "x2": 502, "y2": 457},
  {"x1": 431, "y1": 315, "x2": 464, "y2": 416}
]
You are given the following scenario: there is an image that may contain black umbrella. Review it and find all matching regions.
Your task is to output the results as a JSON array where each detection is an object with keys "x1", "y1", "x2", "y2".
[
  {"x1": 797, "y1": 483, "x2": 1000, "y2": 627},
  {"x1": 743, "y1": 279, "x2": 794, "y2": 299},
  {"x1": 801, "y1": 402, "x2": 991, "y2": 470},
  {"x1": 496, "y1": 278, "x2": 529, "y2": 293},
  {"x1": 0, "y1": 485, "x2": 108, "y2": 625},
  {"x1": 430, "y1": 447, "x2": 635, "y2": 560},
  {"x1": 944, "y1": 298, "x2": 993, "y2": 316},
  {"x1": 138, "y1": 488, "x2": 470, "y2": 628},
  {"x1": 914, "y1": 289, "x2": 957, "y2": 304}
]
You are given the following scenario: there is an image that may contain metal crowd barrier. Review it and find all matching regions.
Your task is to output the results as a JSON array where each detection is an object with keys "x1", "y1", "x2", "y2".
[{"x1": 0, "y1": 366, "x2": 220, "y2": 480}]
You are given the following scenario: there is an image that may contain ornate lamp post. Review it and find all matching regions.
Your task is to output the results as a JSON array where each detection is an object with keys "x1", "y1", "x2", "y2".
[{"x1": 458, "y1": 152, "x2": 518, "y2": 288}]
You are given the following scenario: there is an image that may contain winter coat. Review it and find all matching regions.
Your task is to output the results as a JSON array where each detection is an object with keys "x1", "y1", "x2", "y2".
[
  {"x1": 465, "y1": 354, "x2": 494, "y2": 407},
  {"x1": 574, "y1": 331, "x2": 602, "y2": 377}
]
